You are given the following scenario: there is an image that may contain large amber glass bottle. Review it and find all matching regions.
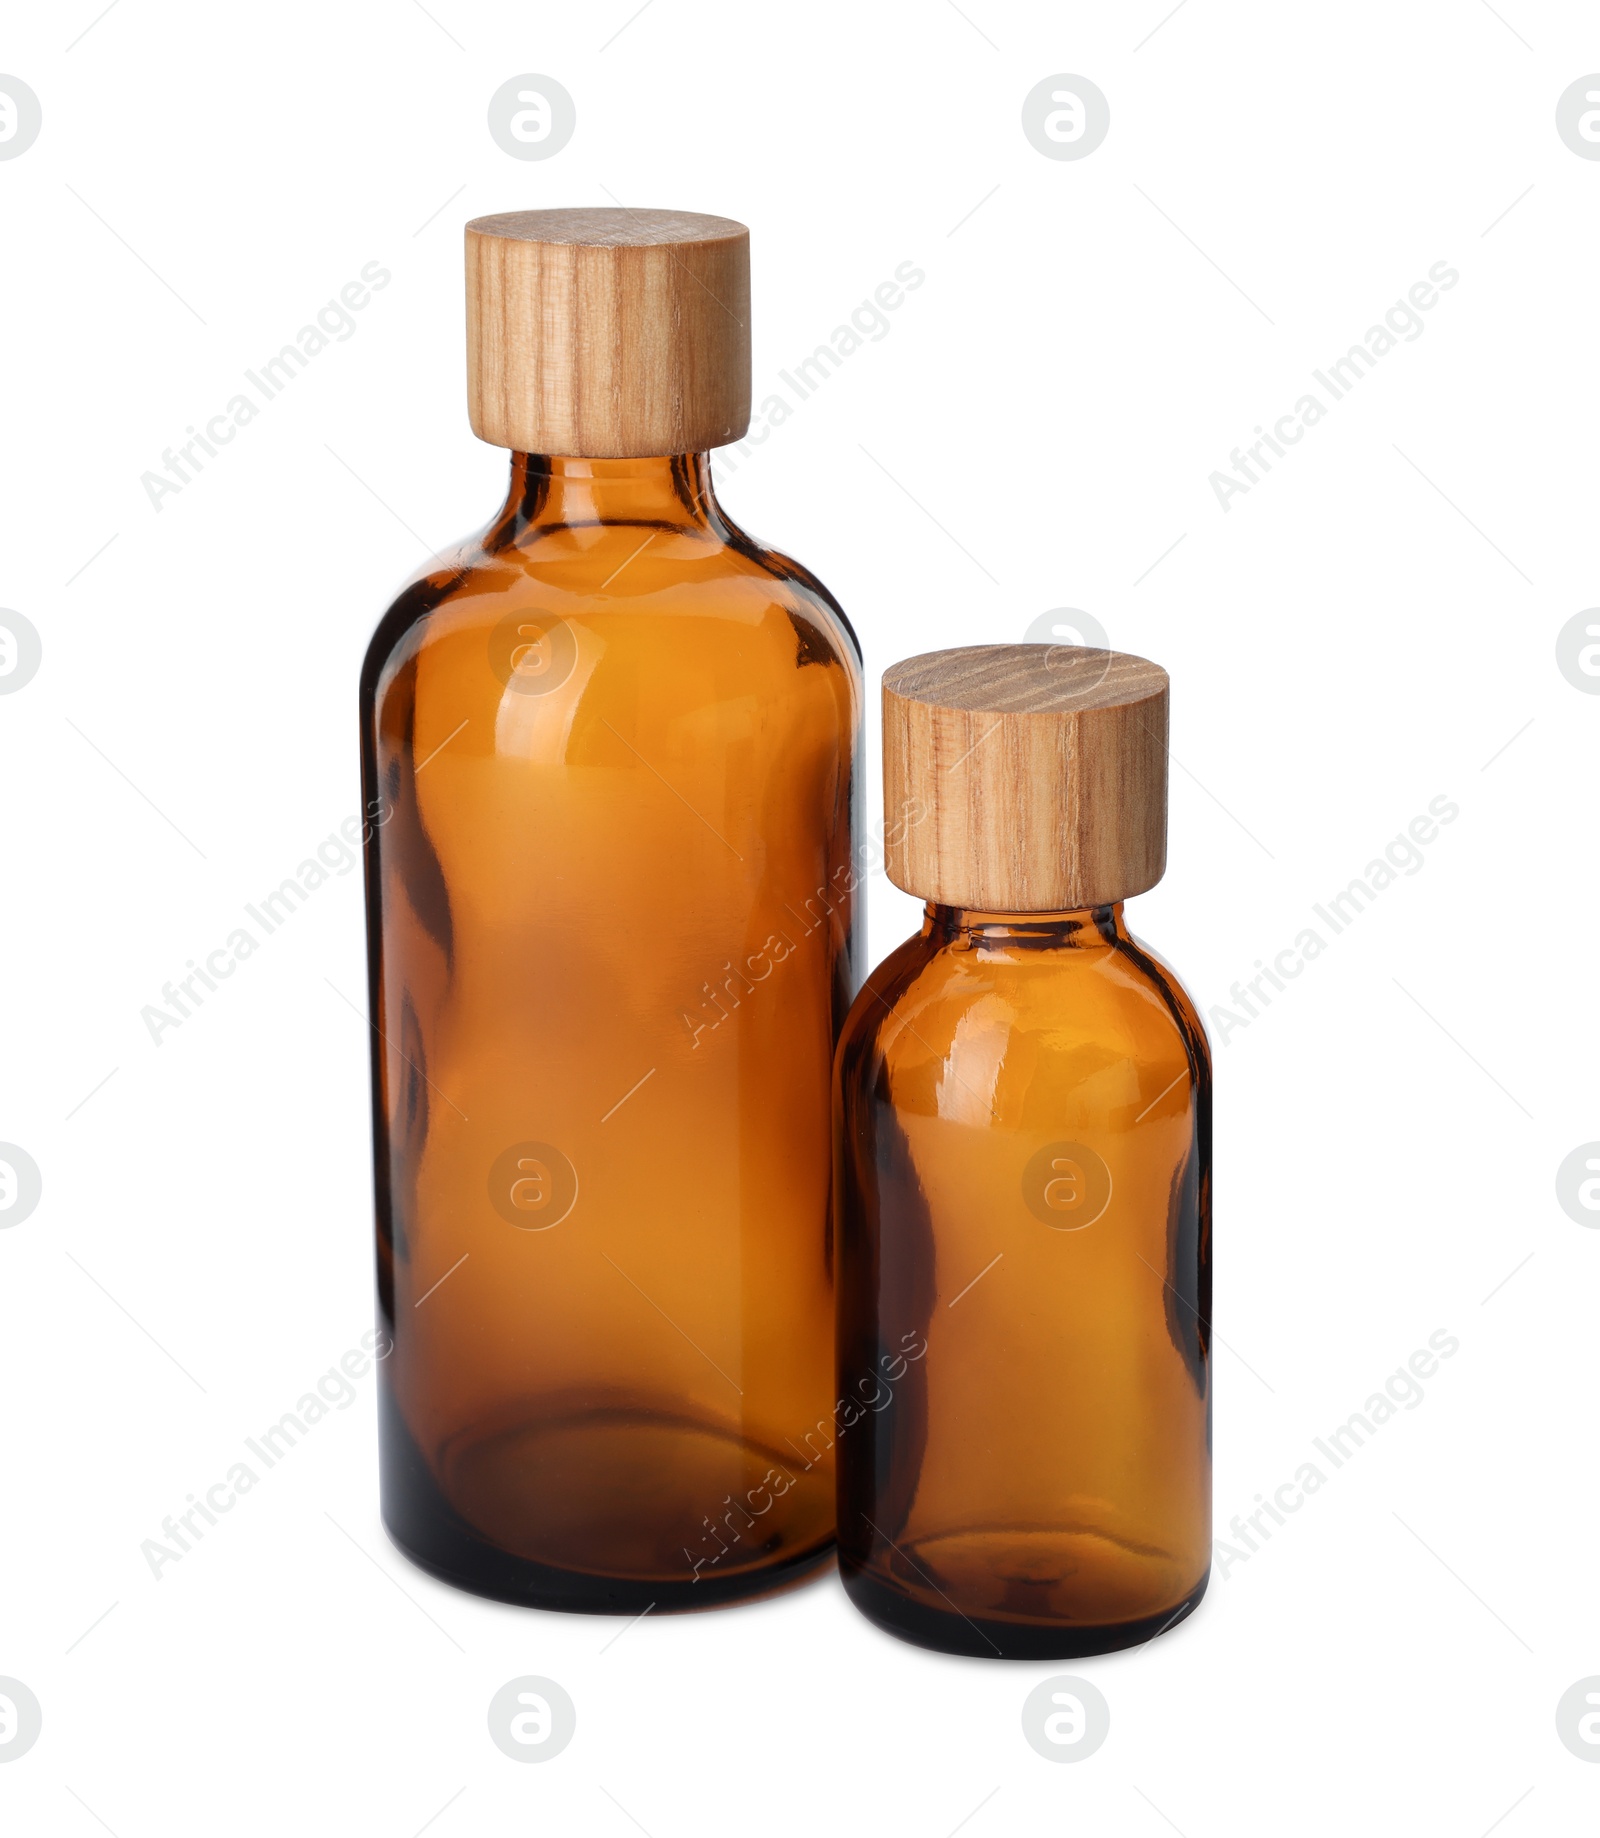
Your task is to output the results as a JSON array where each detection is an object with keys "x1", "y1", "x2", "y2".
[
  {"x1": 360, "y1": 211, "x2": 860, "y2": 1611},
  {"x1": 834, "y1": 646, "x2": 1210, "y2": 1657}
]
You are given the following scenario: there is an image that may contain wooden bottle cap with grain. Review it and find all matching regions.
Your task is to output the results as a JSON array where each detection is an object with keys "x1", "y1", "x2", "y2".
[
  {"x1": 464, "y1": 207, "x2": 752, "y2": 457},
  {"x1": 882, "y1": 643, "x2": 1170, "y2": 912}
]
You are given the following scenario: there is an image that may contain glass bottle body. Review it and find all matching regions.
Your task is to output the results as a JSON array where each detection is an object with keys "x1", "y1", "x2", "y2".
[
  {"x1": 361, "y1": 454, "x2": 861, "y2": 1610},
  {"x1": 833, "y1": 903, "x2": 1211, "y2": 1657}
]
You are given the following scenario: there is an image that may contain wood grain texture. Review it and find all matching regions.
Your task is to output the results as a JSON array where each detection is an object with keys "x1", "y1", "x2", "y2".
[
  {"x1": 883, "y1": 644, "x2": 1169, "y2": 911},
  {"x1": 465, "y1": 208, "x2": 751, "y2": 457}
]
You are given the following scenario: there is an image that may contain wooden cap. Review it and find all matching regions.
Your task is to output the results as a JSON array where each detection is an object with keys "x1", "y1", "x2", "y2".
[
  {"x1": 883, "y1": 644, "x2": 1169, "y2": 911},
  {"x1": 465, "y1": 208, "x2": 751, "y2": 457}
]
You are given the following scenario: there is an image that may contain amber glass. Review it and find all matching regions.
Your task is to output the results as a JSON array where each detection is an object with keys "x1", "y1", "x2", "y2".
[
  {"x1": 360, "y1": 453, "x2": 860, "y2": 1612},
  {"x1": 833, "y1": 901, "x2": 1211, "y2": 1657}
]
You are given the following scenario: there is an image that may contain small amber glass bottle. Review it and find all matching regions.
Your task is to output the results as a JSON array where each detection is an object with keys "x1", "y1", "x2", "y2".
[
  {"x1": 834, "y1": 644, "x2": 1211, "y2": 1658},
  {"x1": 360, "y1": 210, "x2": 860, "y2": 1612}
]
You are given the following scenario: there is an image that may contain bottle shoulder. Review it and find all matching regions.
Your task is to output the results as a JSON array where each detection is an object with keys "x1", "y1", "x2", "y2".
[
  {"x1": 361, "y1": 510, "x2": 859, "y2": 709},
  {"x1": 838, "y1": 924, "x2": 1209, "y2": 1093}
]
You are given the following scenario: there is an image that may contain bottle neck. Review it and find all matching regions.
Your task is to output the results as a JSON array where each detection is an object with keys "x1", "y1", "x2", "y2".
[
  {"x1": 924, "y1": 902, "x2": 1128, "y2": 952},
  {"x1": 493, "y1": 452, "x2": 721, "y2": 541}
]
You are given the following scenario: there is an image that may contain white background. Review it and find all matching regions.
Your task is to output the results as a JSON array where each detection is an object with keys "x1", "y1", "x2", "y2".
[{"x1": 1, "y1": 0, "x2": 1596, "y2": 1830}]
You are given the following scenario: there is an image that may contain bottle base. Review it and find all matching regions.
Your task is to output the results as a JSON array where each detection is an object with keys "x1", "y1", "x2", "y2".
[
  {"x1": 378, "y1": 1380, "x2": 836, "y2": 1614},
  {"x1": 382, "y1": 1510, "x2": 837, "y2": 1615},
  {"x1": 840, "y1": 1564, "x2": 1209, "y2": 1660}
]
